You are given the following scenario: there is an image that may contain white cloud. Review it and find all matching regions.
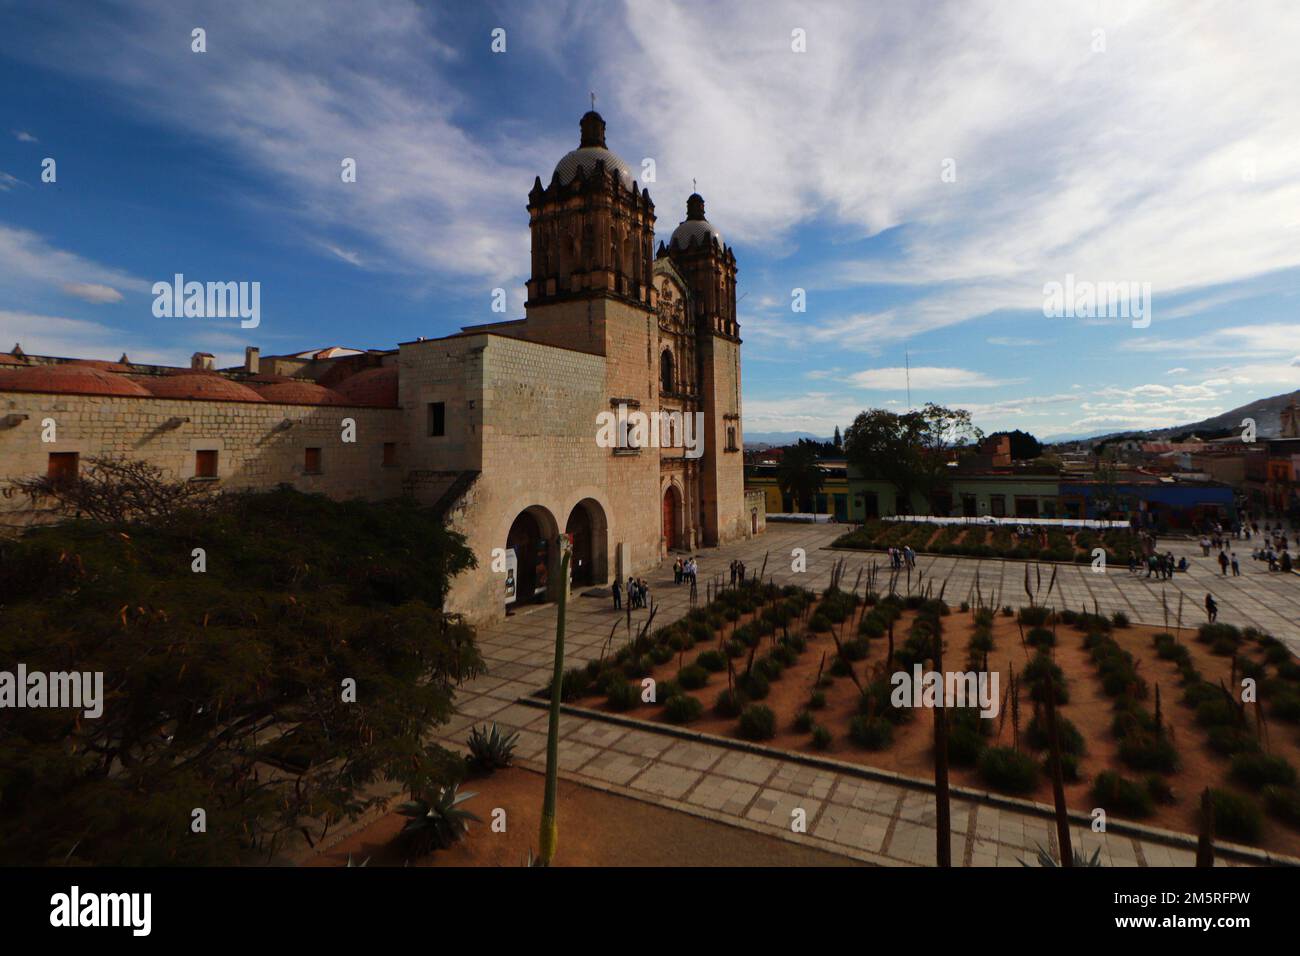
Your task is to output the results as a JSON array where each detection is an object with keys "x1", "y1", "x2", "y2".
[
  {"x1": 61, "y1": 282, "x2": 125, "y2": 304},
  {"x1": 0, "y1": 224, "x2": 149, "y2": 298},
  {"x1": 849, "y1": 366, "x2": 1012, "y2": 390},
  {"x1": 13, "y1": 130, "x2": 38, "y2": 143}
]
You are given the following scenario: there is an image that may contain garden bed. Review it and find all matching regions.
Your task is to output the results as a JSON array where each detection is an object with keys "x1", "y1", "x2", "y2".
[
  {"x1": 549, "y1": 582, "x2": 1300, "y2": 859},
  {"x1": 832, "y1": 518, "x2": 1143, "y2": 565}
]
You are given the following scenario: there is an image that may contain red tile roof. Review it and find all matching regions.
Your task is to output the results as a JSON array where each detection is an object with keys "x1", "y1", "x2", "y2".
[
  {"x1": 0, "y1": 363, "x2": 153, "y2": 397},
  {"x1": 332, "y1": 366, "x2": 398, "y2": 407}
]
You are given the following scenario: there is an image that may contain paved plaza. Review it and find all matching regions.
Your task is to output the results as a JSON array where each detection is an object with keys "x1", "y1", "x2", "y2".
[{"x1": 430, "y1": 523, "x2": 1299, "y2": 867}]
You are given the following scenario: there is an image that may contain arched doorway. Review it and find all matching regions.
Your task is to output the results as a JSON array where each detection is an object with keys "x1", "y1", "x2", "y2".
[
  {"x1": 565, "y1": 498, "x2": 608, "y2": 587},
  {"x1": 663, "y1": 485, "x2": 681, "y2": 550},
  {"x1": 505, "y1": 506, "x2": 557, "y2": 608}
]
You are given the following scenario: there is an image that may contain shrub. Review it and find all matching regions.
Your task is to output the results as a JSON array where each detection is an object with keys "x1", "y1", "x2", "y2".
[
  {"x1": 793, "y1": 709, "x2": 814, "y2": 733},
  {"x1": 977, "y1": 747, "x2": 1039, "y2": 794},
  {"x1": 841, "y1": 638, "x2": 869, "y2": 661},
  {"x1": 1204, "y1": 789, "x2": 1262, "y2": 842},
  {"x1": 688, "y1": 621, "x2": 713, "y2": 644},
  {"x1": 811, "y1": 724, "x2": 833, "y2": 750},
  {"x1": 848, "y1": 715, "x2": 894, "y2": 749},
  {"x1": 1197, "y1": 622, "x2": 1241, "y2": 646},
  {"x1": 466, "y1": 722, "x2": 519, "y2": 772},
  {"x1": 1025, "y1": 626, "x2": 1055, "y2": 648},
  {"x1": 1018, "y1": 606, "x2": 1051, "y2": 627},
  {"x1": 1145, "y1": 774, "x2": 1175, "y2": 805},
  {"x1": 1111, "y1": 610, "x2": 1130, "y2": 628},
  {"x1": 1022, "y1": 651, "x2": 1069, "y2": 705},
  {"x1": 723, "y1": 638, "x2": 746, "y2": 659},
  {"x1": 772, "y1": 643, "x2": 799, "y2": 667},
  {"x1": 1045, "y1": 753, "x2": 1081, "y2": 783},
  {"x1": 947, "y1": 724, "x2": 986, "y2": 766},
  {"x1": 808, "y1": 613, "x2": 833, "y2": 633},
  {"x1": 1025, "y1": 714, "x2": 1085, "y2": 755},
  {"x1": 828, "y1": 655, "x2": 852, "y2": 677},
  {"x1": 733, "y1": 624, "x2": 759, "y2": 648},
  {"x1": 1207, "y1": 726, "x2": 1261, "y2": 756},
  {"x1": 808, "y1": 689, "x2": 827, "y2": 710},
  {"x1": 1270, "y1": 687, "x2": 1300, "y2": 723},
  {"x1": 713, "y1": 688, "x2": 747, "y2": 717},
  {"x1": 1262, "y1": 785, "x2": 1300, "y2": 827},
  {"x1": 663, "y1": 693, "x2": 703, "y2": 724},
  {"x1": 1091, "y1": 771, "x2": 1154, "y2": 818},
  {"x1": 1230, "y1": 753, "x2": 1297, "y2": 788},
  {"x1": 695, "y1": 649, "x2": 726, "y2": 672},
  {"x1": 677, "y1": 664, "x2": 709, "y2": 690},
  {"x1": 1117, "y1": 732, "x2": 1179, "y2": 773},
  {"x1": 1195, "y1": 697, "x2": 1240, "y2": 729},
  {"x1": 780, "y1": 632, "x2": 807, "y2": 653},
  {"x1": 650, "y1": 644, "x2": 674, "y2": 665},
  {"x1": 736, "y1": 670, "x2": 770, "y2": 700},
  {"x1": 738, "y1": 704, "x2": 776, "y2": 741},
  {"x1": 606, "y1": 679, "x2": 638, "y2": 711},
  {"x1": 755, "y1": 656, "x2": 783, "y2": 681}
]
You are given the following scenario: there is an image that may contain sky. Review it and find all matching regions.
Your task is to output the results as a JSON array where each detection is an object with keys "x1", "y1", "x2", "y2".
[{"x1": 1, "y1": 0, "x2": 1298, "y2": 442}]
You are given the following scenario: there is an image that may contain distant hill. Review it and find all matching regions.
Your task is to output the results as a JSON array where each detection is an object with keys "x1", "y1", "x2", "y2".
[
  {"x1": 745, "y1": 431, "x2": 831, "y2": 448},
  {"x1": 1050, "y1": 388, "x2": 1298, "y2": 446}
]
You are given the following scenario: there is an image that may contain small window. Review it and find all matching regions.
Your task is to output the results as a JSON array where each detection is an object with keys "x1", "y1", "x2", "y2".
[
  {"x1": 195, "y1": 450, "x2": 219, "y2": 479},
  {"x1": 990, "y1": 494, "x2": 1006, "y2": 518},
  {"x1": 382, "y1": 442, "x2": 397, "y2": 467},
  {"x1": 304, "y1": 447, "x2": 322, "y2": 474},
  {"x1": 427, "y1": 401, "x2": 445, "y2": 437},
  {"x1": 660, "y1": 349, "x2": 674, "y2": 394},
  {"x1": 47, "y1": 452, "x2": 79, "y2": 485},
  {"x1": 726, "y1": 426, "x2": 737, "y2": 451}
]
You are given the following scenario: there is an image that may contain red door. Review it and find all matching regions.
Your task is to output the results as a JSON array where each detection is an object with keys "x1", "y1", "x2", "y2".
[{"x1": 663, "y1": 487, "x2": 678, "y2": 550}]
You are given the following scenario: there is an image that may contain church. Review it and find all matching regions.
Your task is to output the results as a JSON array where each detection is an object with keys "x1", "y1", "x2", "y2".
[{"x1": 0, "y1": 111, "x2": 759, "y2": 623}]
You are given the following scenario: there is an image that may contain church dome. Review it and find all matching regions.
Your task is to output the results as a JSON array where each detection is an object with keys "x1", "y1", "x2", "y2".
[
  {"x1": 0, "y1": 363, "x2": 153, "y2": 397},
  {"x1": 552, "y1": 111, "x2": 634, "y2": 191},
  {"x1": 670, "y1": 193, "x2": 723, "y2": 250}
]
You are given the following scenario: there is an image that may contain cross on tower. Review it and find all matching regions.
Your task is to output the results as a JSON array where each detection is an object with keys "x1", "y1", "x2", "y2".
[{"x1": 590, "y1": 91, "x2": 596, "y2": 110}]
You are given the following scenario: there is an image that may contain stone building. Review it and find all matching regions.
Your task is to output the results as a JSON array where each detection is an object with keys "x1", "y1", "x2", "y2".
[{"x1": 0, "y1": 111, "x2": 756, "y2": 623}]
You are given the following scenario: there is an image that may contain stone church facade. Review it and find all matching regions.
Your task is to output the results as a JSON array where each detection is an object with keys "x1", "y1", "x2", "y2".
[{"x1": 0, "y1": 111, "x2": 756, "y2": 624}]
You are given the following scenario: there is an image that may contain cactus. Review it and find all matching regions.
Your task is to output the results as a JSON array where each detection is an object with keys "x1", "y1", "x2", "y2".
[{"x1": 538, "y1": 551, "x2": 571, "y2": 866}]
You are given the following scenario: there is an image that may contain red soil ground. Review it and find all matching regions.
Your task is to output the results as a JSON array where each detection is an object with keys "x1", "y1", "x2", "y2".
[
  {"x1": 303, "y1": 766, "x2": 853, "y2": 867},
  {"x1": 576, "y1": 600, "x2": 1300, "y2": 857}
]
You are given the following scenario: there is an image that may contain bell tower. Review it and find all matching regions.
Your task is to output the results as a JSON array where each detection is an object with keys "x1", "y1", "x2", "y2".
[{"x1": 525, "y1": 111, "x2": 656, "y2": 316}]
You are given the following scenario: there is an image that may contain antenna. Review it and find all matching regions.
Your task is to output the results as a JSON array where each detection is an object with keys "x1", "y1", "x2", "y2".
[
  {"x1": 590, "y1": 91, "x2": 596, "y2": 110},
  {"x1": 905, "y1": 348, "x2": 912, "y2": 411}
]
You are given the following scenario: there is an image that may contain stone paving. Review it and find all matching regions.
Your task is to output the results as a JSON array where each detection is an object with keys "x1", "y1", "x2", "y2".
[{"x1": 433, "y1": 522, "x2": 1299, "y2": 867}]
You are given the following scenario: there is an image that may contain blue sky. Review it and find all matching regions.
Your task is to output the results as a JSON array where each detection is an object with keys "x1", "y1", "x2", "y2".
[{"x1": 1, "y1": 0, "x2": 1298, "y2": 441}]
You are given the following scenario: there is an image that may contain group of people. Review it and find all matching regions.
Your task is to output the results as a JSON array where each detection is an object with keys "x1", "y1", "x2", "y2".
[
  {"x1": 728, "y1": 559, "x2": 747, "y2": 586},
  {"x1": 1129, "y1": 550, "x2": 1187, "y2": 578},
  {"x1": 611, "y1": 576, "x2": 651, "y2": 610},
  {"x1": 887, "y1": 545, "x2": 916, "y2": 570},
  {"x1": 673, "y1": 556, "x2": 700, "y2": 589}
]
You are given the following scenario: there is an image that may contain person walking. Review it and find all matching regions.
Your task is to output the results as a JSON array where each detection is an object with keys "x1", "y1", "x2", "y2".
[
  {"x1": 1205, "y1": 592, "x2": 1218, "y2": 623},
  {"x1": 612, "y1": 578, "x2": 622, "y2": 610},
  {"x1": 1218, "y1": 550, "x2": 1230, "y2": 575},
  {"x1": 1231, "y1": 553, "x2": 1240, "y2": 576}
]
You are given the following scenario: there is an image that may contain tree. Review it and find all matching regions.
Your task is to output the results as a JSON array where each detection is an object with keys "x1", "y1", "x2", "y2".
[
  {"x1": 843, "y1": 403, "x2": 981, "y2": 513},
  {"x1": 989, "y1": 429, "x2": 1043, "y2": 461},
  {"x1": 0, "y1": 483, "x2": 481, "y2": 865},
  {"x1": 832, "y1": 425, "x2": 843, "y2": 449},
  {"x1": 776, "y1": 439, "x2": 826, "y2": 512}
]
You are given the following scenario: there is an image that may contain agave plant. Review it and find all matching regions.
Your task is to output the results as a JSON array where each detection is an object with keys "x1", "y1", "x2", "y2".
[
  {"x1": 467, "y1": 722, "x2": 519, "y2": 771},
  {"x1": 397, "y1": 784, "x2": 481, "y2": 855},
  {"x1": 344, "y1": 853, "x2": 370, "y2": 867},
  {"x1": 1021, "y1": 842, "x2": 1104, "y2": 867}
]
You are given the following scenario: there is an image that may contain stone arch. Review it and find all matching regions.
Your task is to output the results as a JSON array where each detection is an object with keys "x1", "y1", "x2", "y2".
[
  {"x1": 660, "y1": 476, "x2": 686, "y2": 553},
  {"x1": 564, "y1": 497, "x2": 608, "y2": 588},
  {"x1": 503, "y1": 503, "x2": 560, "y2": 608},
  {"x1": 660, "y1": 347, "x2": 674, "y2": 394}
]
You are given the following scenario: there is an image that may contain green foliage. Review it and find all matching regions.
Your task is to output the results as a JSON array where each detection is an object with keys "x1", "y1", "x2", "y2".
[
  {"x1": 1117, "y1": 731, "x2": 1179, "y2": 773},
  {"x1": 808, "y1": 689, "x2": 827, "y2": 710},
  {"x1": 0, "y1": 488, "x2": 480, "y2": 865},
  {"x1": 677, "y1": 664, "x2": 709, "y2": 690},
  {"x1": 397, "y1": 784, "x2": 481, "y2": 855},
  {"x1": 738, "y1": 704, "x2": 777, "y2": 741},
  {"x1": 1230, "y1": 753, "x2": 1297, "y2": 788},
  {"x1": 1022, "y1": 651, "x2": 1069, "y2": 705},
  {"x1": 664, "y1": 694, "x2": 704, "y2": 725},
  {"x1": 1025, "y1": 714, "x2": 1086, "y2": 756},
  {"x1": 1025, "y1": 626, "x2": 1055, "y2": 648},
  {"x1": 695, "y1": 649, "x2": 727, "y2": 672},
  {"x1": 1207, "y1": 726, "x2": 1261, "y2": 756},
  {"x1": 793, "y1": 709, "x2": 814, "y2": 733},
  {"x1": 467, "y1": 722, "x2": 519, "y2": 772},
  {"x1": 1262, "y1": 785, "x2": 1300, "y2": 827},
  {"x1": 977, "y1": 747, "x2": 1039, "y2": 794},
  {"x1": 1204, "y1": 789, "x2": 1262, "y2": 842},
  {"x1": 713, "y1": 688, "x2": 747, "y2": 718},
  {"x1": 848, "y1": 715, "x2": 894, "y2": 749},
  {"x1": 947, "y1": 724, "x2": 987, "y2": 766},
  {"x1": 811, "y1": 724, "x2": 833, "y2": 750},
  {"x1": 606, "y1": 679, "x2": 639, "y2": 711},
  {"x1": 1091, "y1": 771, "x2": 1154, "y2": 818}
]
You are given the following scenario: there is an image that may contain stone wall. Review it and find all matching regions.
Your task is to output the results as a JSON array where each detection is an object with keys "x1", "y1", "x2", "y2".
[{"x1": 0, "y1": 390, "x2": 404, "y2": 528}]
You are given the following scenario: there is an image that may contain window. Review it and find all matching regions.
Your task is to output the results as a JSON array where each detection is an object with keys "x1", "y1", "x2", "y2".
[
  {"x1": 660, "y1": 349, "x2": 674, "y2": 394},
  {"x1": 726, "y1": 426, "x2": 737, "y2": 451},
  {"x1": 961, "y1": 494, "x2": 977, "y2": 517},
  {"x1": 989, "y1": 494, "x2": 1006, "y2": 517},
  {"x1": 1015, "y1": 496, "x2": 1039, "y2": 518},
  {"x1": 427, "y1": 401, "x2": 445, "y2": 437},
  {"x1": 195, "y1": 450, "x2": 219, "y2": 479},
  {"x1": 382, "y1": 442, "x2": 397, "y2": 467},
  {"x1": 47, "y1": 452, "x2": 79, "y2": 486},
  {"x1": 304, "y1": 447, "x2": 322, "y2": 474}
]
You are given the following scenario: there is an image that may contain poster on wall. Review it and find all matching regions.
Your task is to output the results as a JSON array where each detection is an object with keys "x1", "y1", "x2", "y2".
[
  {"x1": 504, "y1": 547, "x2": 518, "y2": 605},
  {"x1": 533, "y1": 538, "x2": 549, "y2": 598}
]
